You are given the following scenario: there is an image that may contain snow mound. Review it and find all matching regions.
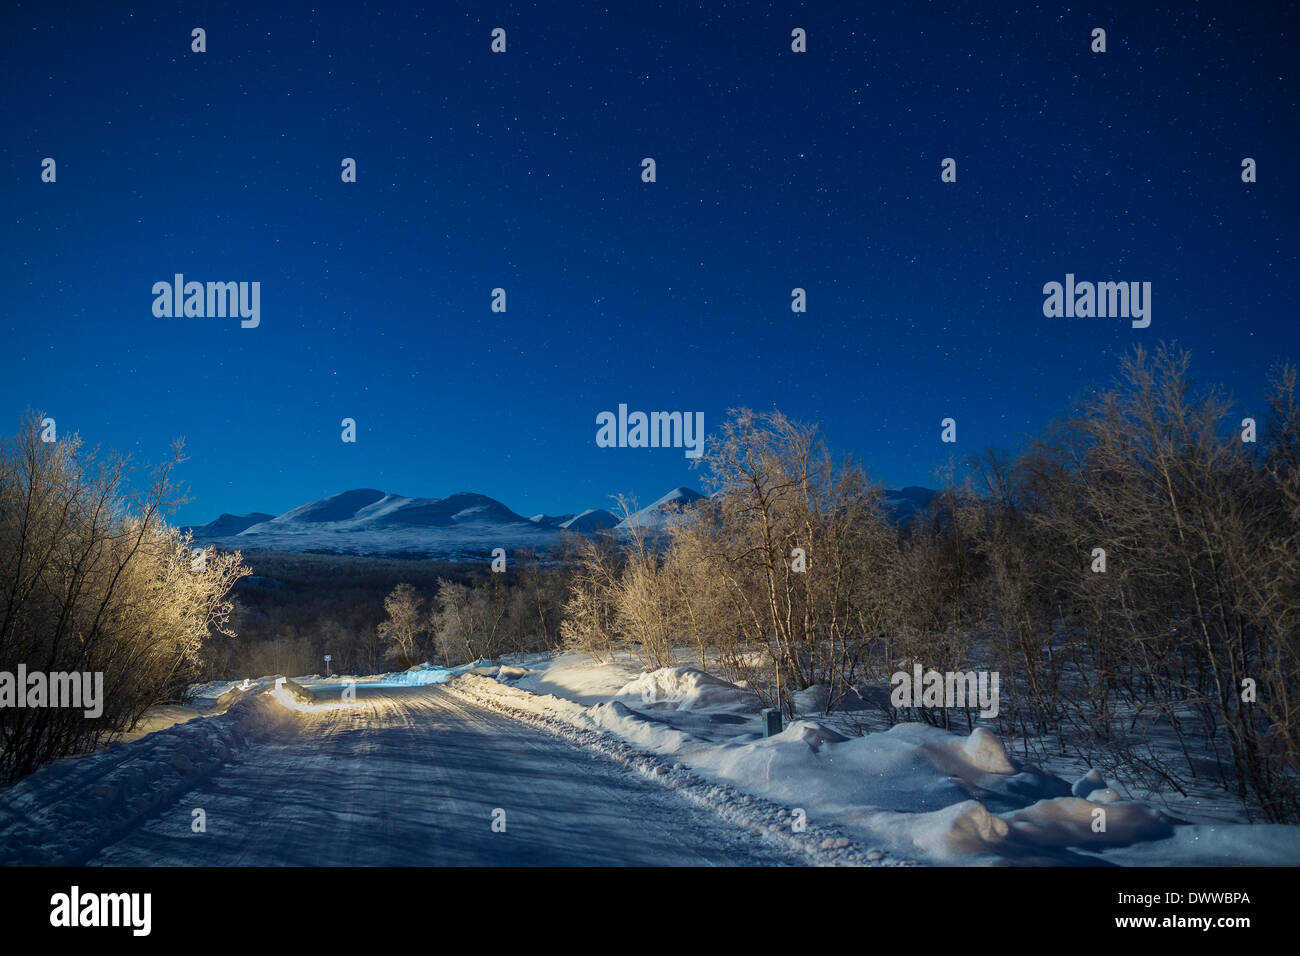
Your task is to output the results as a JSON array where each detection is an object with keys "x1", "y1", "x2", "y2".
[
  {"x1": 450, "y1": 652, "x2": 1300, "y2": 866},
  {"x1": 1004, "y1": 796, "x2": 1175, "y2": 847},
  {"x1": 905, "y1": 800, "x2": 1013, "y2": 860},
  {"x1": 213, "y1": 678, "x2": 276, "y2": 709},
  {"x1": 1087, "y1": 788, "x2": 1123, "y2": 804},
  {"x1": 275, "y1": 678, "x2": 320, "y2": 704},
  {"x1": 1073, "y1": 768, "x2": 1108, "y2": 797},
  {"x1": 960, "y1": 727, "x2": 1016, "y2": 774},
  {"x1": 785, "y1": 720, "x2": 850, "y2": 753},
  {"x1": 617, "y1": 666, "x2": 760, "y2": 713},
  {"x1": 590, "y1": 700, "x2": 693, "y2": 752},
  {"x1": 508, "y1": 652, "x2": 641, "y2": 705},
  {"x1": 376, "y1": 663, "x2": 456, "y2": 686}
]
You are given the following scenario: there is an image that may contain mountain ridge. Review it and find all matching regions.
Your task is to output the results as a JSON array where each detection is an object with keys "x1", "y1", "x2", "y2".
[{"x1": 186, "y1": 484, "x2": 935, "y2": 559}]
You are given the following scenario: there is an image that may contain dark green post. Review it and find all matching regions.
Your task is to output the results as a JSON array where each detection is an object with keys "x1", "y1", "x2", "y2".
[{"x1": 761, "y1": 707, "x2": 783, "y2": 737}]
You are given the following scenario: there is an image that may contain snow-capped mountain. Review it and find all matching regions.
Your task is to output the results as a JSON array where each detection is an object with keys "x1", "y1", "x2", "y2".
[
  {"x1": 187, "y1": 489, "x2": 630, "y2": 559},
  {"x1": 187, "y1": 512, "x2": 276, "y2": 537},
  {"x1": 187, "y1": 484, "x2": 933, "y2": 559},
  {"x1": 614, "y1": 487, "x2": 706, "y2": 530},
  {"x1": 557, "y1": 508, "x2": 621, "y2": 533},
  {"x1": 527, "y1": 508, "x2": 620, "y2": 532},
  {"x1": 614, "y1": 486, "x2": 936, "y2": 530},
  {"x1": 187, "y1": 489, "x2": 558, "y2": 559}
]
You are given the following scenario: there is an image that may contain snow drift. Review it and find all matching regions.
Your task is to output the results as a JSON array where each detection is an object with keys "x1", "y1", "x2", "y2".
[{"x1": 442, "y1": 653, "x2": 1300, "y2": 867}]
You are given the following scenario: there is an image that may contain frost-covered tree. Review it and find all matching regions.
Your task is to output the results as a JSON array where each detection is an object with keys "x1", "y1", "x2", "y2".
[
  {"x1": 376, "y1": 582, "x2": 426, "y2": 667},
  {"x1": 0, "y1": 412, "x2": 249, "y2": 783}
]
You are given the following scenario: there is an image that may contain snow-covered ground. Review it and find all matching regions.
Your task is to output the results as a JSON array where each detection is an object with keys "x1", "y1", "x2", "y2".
[
  {"x1": 444, "y1": 651, "x2": 1300, "y2": 866},
  {"x1": 2, "y1": 653, "x2": 1295, "y2": 866},
  {"x1": 0, "y1": 666, "x2": 819, "y2": 866}
]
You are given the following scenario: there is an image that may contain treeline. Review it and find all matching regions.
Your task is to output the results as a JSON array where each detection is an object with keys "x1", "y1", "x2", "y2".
[
  {"x1": 552, "y1": 344, "x2": 1299, "y2": 822},
  {"x1": 373, "y1": 555, "x2": 571, "y2": 669},
  {"x1": 202, "y1": 552, "x2": 470, "y2": 679},
  {"x1": 0, "y1": 414, "x2": 248, "y2": 784},
  {"x1": 197, "y1": 550, "x2": 572, "y2": 678}
]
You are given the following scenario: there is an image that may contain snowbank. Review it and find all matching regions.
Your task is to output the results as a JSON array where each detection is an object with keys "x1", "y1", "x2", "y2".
[
  {"x1": 373, "y1": 662, "x2": 456, "y2": 686},
  {"x1": 0, "y1": 691, "x2": 301, "y2": 865},
  {"x1": 443, "y1": 656, "x2": 1300, "y2": 867},
  {"x1": 14, "y1": 651, "x2": 1294, "y2": 868},
  {"x1": 617, "y1": 666, "x2": 761, "y2": 713},
  {"x1": 506, "y1": 652, "x2": 641, "y2": 705}
]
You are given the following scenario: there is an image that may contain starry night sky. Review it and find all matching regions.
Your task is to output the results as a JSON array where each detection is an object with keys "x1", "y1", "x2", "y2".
[{"x1": 2, "y1": 2, "x2": 1296, "y2": 524}]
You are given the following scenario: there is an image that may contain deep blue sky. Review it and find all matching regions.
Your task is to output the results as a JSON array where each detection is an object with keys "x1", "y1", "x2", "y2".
[{"x1": 3, "y1": 2, "x2": 1296, "y2": 524}]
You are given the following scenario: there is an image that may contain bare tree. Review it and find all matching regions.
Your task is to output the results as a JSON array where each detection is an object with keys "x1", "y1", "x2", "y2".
[
  {"x1": 0, "y1": 412, "x2": 249, "y2": 783},
  {"x1": 376, "y1": 582, "x2": 427, "y2": 667}
]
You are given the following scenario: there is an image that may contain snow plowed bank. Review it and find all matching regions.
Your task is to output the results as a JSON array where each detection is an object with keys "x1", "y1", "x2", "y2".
[
  {"x1": 447, "y1": 656, "x2": 1300, "y2": 866},
  {"x1": 0, "y1": 691, "x2": 297, "y2": 865},
  {"x1": 442, "y1": 673, "x2": 883, "y2": 866}
]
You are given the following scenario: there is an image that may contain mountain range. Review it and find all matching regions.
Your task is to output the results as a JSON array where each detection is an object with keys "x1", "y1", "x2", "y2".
[{"x1": 187, "y1": 485, "x2": 935, "y2": 560}]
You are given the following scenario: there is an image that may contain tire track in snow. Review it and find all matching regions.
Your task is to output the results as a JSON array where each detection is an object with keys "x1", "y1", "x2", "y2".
[{"x1": 78, "y1": 684, "x2": 801, "y2": 866}]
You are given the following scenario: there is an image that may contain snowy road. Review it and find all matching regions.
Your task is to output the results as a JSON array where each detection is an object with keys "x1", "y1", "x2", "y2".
[{"x1": 85, "y1": 684, "x2": 798, "y2": 866}]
